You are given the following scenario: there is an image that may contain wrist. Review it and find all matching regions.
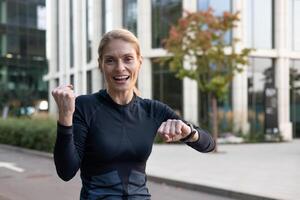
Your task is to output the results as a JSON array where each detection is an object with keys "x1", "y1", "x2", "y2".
[
  {"x1": 58, "y1": 114, "x2": 73, "y2": 126},
  {"x1": 180, "y1": 123, "x2": 198, "y2": 143}
]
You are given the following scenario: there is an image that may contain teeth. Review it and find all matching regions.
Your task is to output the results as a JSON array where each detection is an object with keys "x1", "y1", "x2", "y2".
[{"x1": 113, "y1": 75, "x2": 129, "y2": 80}]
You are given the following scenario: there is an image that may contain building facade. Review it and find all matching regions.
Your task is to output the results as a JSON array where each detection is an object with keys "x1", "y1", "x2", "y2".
[
  {"x1": 0, "y1": 0, "x2": 47, "y2": 115},
  {"x1": 45, "y1": 0, "x2": 300, "y2": 140}
]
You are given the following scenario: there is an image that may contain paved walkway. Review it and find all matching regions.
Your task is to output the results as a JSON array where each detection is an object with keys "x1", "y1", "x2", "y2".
[{"x1": 147, "y1": 140, "x2": 300, "y2": 200}]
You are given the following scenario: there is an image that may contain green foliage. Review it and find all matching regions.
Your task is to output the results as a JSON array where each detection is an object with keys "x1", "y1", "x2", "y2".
[
  {"x1": 0, "y1": 118, "x2": 56, "y2": 152},
  {"x1": 163, "y1": 9, "x2": 252, "y2": 99}
]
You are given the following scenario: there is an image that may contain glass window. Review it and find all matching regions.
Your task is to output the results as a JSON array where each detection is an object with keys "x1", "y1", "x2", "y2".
[
  {"x1": 0, "y1": 0, "x2": 7, "y2": 24},
  {"x1": 70, "y1": 0, "x2": 74, "y2": 67},
  {"x1": 0, "y1": 33, "x2": 7, "y2": 56},
  {"x1": 101, "y1": 0, "x2": 106, "y2": 34},
  {"x1": 152, "y1": 59, "x2": 183, "y2": 116},
  {"x1": 70, "y1": 74, "x2": 74, "y2": 86},
  {"x1": 197, "y1": 0, "x2": 232, "y2": 45},
  {"x1": 123, "y1": 0, "x2": 137, "y2": 35},
  {"x1": 86, "y1": 0, "x2": 93, "y2": 63},
  {"x1": 7, "y1": 34, "x2": 20, "y2": 55},
  {"x1": 248, "y1": 58, "x2": 276, "y2": 134},
  {"x1": 197, "y1": 0, "x2": 231, "y2": 15},
  {"x1": 56, "y1": 0, "x2": 60, "y2": 72},
  {"x1": 37, "y1": 4, "x2": 46, "y2": 30},
  {"x1": 290, "y1": 60, "x2": 300, "y2": 138},
  {"x1": 151, "y1": 0, "x2": 182, "y2": 48},
  {"x1": 290, "y1": 0, "x2": 300, "y2": 51},
  {"x1": 7, "y1": 1, "x2": 18, "y2": 25},
  {"x1": 87, "y1": 70, "x2": 92, "y2": 94},
  {"x1": 246, "y1": 0, "x2": 274, "y2": 49}
]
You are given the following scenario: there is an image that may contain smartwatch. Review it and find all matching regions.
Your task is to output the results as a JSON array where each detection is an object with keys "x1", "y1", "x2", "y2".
[{"x1": 180, "y1": 123, "x2": 197, "y2": 142}]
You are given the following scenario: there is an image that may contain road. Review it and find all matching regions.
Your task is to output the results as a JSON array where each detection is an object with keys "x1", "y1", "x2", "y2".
[{"x1": 0, "y1": 145, "x2": 235, "y2": 200}]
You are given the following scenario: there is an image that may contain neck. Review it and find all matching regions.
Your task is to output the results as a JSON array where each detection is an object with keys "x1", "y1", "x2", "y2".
[{"x1": 106, "y1": 89, "x2": 134, "y2": 105}]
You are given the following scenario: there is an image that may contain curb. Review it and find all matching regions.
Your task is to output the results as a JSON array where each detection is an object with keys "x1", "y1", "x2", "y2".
[
  {"x1": 0, "y1": 144, "x2": 52, "y2": 159},
  {"x1": 0, "y1": 144, "x2": 278, "y2": 200},
  {"x1": 147, "y1": 175, "x2": 278, "y2": 200}
]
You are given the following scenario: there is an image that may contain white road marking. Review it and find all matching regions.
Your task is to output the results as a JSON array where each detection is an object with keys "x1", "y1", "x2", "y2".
[{"x1": 0, "y1": 161, "x2": 25, "y2": 172}]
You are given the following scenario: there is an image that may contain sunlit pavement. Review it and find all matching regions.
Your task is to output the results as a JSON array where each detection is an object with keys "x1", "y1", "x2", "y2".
[
  {"x1": 0, "y1": 144, "x2": 234, "y2": 200},
  {"x1": 147, "y1": 140, "x2": 300, "y2": 200}
]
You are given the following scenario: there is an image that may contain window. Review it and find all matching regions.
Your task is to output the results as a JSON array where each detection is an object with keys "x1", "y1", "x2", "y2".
[
  {"x1": 290, "y1": 0, "x2": 300, "y2": 51},
  {"x1": 246, "y1": 0, "x2": 274, "y2": 49},
  {"x1": 70, "y1": 0, "x2": 74, "y2": 67},
  {"x1": 151, "y1": 0, "x2": 182, "y2": 48},
  {"x1": 70, "y1": 74, "x2": 74, "y2": 86},
  {"x1": 0, "y1": 0, "x2": 7, "y2": 24},
  {"x1": 0, "y1": 33, "x2": 6, "y2": 56},
  {"x1": 152, "y1": 59, "x2": 183, "y2": 116},
  {"x1": 101, "y1": 0, "x2": 106, "y2": 34},
  {"x1": 248, "y1": 58, "x2": 276, "y2": 134},
  {"x1": 86, "y1": 0, "x2": 93, "y2": 63},
  {"x1": 123, "y1": 0, "x2": 137, "y2": 35},
  {"x1": 87, "y1": 70, "x2": 92, "y2": 94},
  {"x1": 197, "y1": 0, "x2": 232, "y2": 45},
  {"x1": 290, "y1": 60, "x2": 300, "y2": 138},
  {"x1": 198, "y1": 0, "x2": 232, "y2": 15},
  {"x1": 56, "y1": 0, "x2": 60, "y2": 71}
]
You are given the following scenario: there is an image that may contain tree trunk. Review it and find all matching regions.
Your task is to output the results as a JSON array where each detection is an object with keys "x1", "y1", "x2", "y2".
[{"x1": 211, "y1": 94, "x2": 218, "y2": 152}]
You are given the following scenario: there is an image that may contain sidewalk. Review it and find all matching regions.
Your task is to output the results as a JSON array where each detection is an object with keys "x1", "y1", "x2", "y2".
[{"x1": 146, "y1": 140, "x2": 300, "y2": 200}]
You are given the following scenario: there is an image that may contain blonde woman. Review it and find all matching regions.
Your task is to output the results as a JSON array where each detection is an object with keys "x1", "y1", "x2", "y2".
[{"x1": 52, "y1": 29, "x2": 215, "y2": 200}]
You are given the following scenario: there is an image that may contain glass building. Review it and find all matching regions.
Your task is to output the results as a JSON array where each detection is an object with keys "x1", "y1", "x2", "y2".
[
  {"x1": 45, "y1": 0, "x2": 299, "y2": 140},
  {"x1": 0, "y1": 0, "x2": 47, "y2": 115}
]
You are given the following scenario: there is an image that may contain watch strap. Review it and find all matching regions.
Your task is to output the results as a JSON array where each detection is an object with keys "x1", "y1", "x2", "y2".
[{"x1": 180, "y1": 123, "x2": 197, "y2": 142}]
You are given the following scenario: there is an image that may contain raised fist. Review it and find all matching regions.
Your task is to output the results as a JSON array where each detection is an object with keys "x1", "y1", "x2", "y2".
[{"x1": 51, "y1": 85, "x2": 76, "y2": 126}]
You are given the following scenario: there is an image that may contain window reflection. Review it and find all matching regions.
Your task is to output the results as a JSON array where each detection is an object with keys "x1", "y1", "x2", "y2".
[
  {"x1": 246, "y1": 0, "x2": 274, "y2": 49},
  {"x1": 152, "y1": 59, "x2": 183, "y2": 116},
  {"x1": 248, "y1": 58, "x2": 275, "y2": 134},
  {"x1": 123, "y1": 0, "x2": 137, "y2": 36},
  {"x1": 151, "y1": 0, "x2": 182, "y2": 48},
  {"x1": 290, "y1": 60, "x2": 300, "y2": 138}
]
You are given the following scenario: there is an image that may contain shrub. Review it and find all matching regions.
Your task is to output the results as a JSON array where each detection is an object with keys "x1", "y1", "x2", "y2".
[{"x1": 0, "y1": 118, "x2": 56, "y2": 152}]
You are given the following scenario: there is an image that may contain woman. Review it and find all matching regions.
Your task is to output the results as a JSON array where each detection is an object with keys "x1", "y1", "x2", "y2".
[{"x1": 52, "y1": 29, "x2": 215, "y2": 200}]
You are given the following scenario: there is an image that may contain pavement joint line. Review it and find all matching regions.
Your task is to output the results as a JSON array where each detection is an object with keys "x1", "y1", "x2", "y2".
[{"x1": 0, "y1": 144, "x2": 279, "y2": 200}]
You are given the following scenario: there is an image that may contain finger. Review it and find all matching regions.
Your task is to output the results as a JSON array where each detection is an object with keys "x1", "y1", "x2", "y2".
[
  {"x1": 163, "y1": 119, "x2": 172, "y2": 135},
  {"x1": 175, "y1": 120, "x2": 182, "y2": 135},
  {"x1": 169, "y1": 120, "x2": 176, "y2": 137},
  {"x1": 157, "y1": 122, "x2": 166, "y2": 134}
]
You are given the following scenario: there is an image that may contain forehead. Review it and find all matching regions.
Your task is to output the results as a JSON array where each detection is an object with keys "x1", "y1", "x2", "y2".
[{"x1": 102, "y1": 39, "x2": 137, "y2": 56}]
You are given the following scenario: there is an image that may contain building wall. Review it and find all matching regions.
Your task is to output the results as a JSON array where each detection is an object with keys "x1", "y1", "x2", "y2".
[
  {"x1": 0, "y1": 0, "x2": 47, "y2": 114},
  {"x1": 45, "y1": 0, "x2": 300, "y2": 140}
]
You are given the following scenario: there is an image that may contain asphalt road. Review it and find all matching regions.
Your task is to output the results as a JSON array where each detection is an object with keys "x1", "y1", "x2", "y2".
[{"x1": 0, "y1": 145, "x2": 235, "y2": 200}]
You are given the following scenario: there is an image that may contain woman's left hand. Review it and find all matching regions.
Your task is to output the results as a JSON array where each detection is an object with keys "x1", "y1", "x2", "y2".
[{"x1": 157, "y1": 119, "x2": 192, "y2": 142}]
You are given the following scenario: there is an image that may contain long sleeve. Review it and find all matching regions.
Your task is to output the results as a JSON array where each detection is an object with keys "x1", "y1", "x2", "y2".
[
  {"x1": 154, "y1": 100, "x2": 215, "y2": 153},
  {"x1": 54, "y1": 97, "x2": 89, "y2": 181}
]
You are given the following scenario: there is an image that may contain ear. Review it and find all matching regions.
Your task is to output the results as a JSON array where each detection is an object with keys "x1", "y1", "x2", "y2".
[
  {"x1": 98, "y1": 58, "x2": 103, "y2": 72},
  {"x1": 138, "y1": 56, "x2": 143, "y2": 68}
]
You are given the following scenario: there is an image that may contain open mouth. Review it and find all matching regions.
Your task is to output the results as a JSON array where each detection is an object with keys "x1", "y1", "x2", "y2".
[{"x1": 113, "y1": 75, "x2": 130, "y2": 82}]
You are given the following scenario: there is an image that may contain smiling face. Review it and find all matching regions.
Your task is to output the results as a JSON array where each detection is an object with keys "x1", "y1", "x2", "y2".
[{"x1": 100, "y1": 39, "x2": 141, "y2": 95}]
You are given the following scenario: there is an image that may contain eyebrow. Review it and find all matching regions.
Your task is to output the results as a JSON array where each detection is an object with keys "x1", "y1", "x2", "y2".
[{"x1": 103, "y1": 53, "x2": 135, "y2": 58}]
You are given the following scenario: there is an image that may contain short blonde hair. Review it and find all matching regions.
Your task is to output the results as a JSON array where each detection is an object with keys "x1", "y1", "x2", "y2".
[{"x1": 98, "y1": 29, "x2": 141, "y2": 65}]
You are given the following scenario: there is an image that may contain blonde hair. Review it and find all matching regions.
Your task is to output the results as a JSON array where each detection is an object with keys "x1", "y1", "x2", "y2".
[
  {"x1": 98, "y1": 29, "x2": 141, "y2": 96},
  {"x1": 98, "y1": 29, "x2": 141, "y2": 64}
]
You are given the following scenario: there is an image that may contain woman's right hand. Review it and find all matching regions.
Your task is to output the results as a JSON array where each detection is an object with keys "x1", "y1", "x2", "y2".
[{"x1": 51, "y1": 85, "x2": 76, "y2": 126}]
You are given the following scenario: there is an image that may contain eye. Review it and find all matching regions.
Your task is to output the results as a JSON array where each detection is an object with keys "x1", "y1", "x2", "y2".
[
  {"x1": 124, "y1": 56, "x2": 134, "y2": 64},
  {"x1": 104, "y1": 57, "x2": 115, "y2": 64}
]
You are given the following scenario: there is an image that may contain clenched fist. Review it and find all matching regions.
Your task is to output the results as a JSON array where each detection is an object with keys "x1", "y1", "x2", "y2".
[
  {"x1": 157, "y1": 119, "x2": 198, "y2": 143},
  {"x1": 51, "y1": 85, "x2": 76, "y2": 126}
]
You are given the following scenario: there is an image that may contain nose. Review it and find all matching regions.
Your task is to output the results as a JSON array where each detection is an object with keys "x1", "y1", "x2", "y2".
[{"x1": 116, "y1": 59, "x2": 126, "y2": 71}]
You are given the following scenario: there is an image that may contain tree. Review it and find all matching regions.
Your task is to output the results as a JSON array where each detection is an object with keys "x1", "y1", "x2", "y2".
[{"x1": 162, "y1": 9, "x2": 252, "y2": 151}]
